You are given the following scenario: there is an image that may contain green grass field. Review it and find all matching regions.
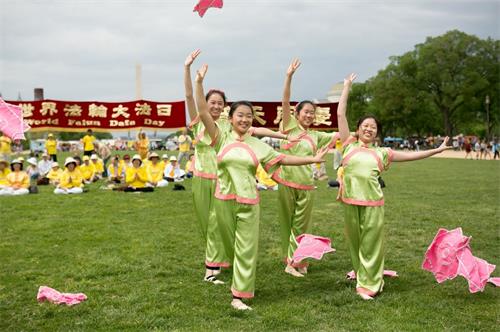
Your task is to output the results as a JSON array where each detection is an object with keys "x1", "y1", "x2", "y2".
[{"x1": 1, "y1": 153, "x2": 499, "y2": 331}]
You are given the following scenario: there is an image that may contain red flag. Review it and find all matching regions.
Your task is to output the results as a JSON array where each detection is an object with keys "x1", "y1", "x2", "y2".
[{"x1": 193, "y1": 0, "x2": 223, "y2": 17}]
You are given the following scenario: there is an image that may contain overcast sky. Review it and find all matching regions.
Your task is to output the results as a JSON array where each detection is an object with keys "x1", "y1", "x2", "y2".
[{"x1": 0, "y1": 0, "x2": 498, "y2": 103}]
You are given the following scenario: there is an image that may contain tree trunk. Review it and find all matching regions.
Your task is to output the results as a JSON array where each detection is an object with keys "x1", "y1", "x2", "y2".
[{"x1": 441, "y1": 107, "x2": 453, "y2": 137}]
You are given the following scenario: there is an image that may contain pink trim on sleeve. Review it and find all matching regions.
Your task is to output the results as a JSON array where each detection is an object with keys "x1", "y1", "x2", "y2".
[
  {"x1": 264, "y1": 154, "x2": 286, "y2": 173},
  {"x1": 342, "y1": 136, "x2": 357, "y2": 148},
  {"x1": 217, "y1": 142, "x2": 259, "y2": 167},
  {"x1": 188, "y1": 115, "x2": 200, "y2": 129},
  {"x1": 231, "y1": 288, "x2": 254, "y2": 299},
  {"x1": 342, "y1": 147, "x2": 384, "y2": 173}
]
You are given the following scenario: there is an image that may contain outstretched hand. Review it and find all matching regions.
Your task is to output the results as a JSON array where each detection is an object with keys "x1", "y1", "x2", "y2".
[
  {"x1": 438, "y1": 136, "x2": 452, "y2": 151},
  {"x1": 313, "y1": 146, "x2": 330, "y2": 163},
  {"x1": 344, "y1": 73, "x2": 357, "y2": 87},
  {"x1": 286, "y1": 59, "x2": 301, "y2": 77},
  {"x1": 185, "y1": 49, "x2": 201, "y2": 67},
  {"x1": 195, "y1": 64, "x2": 208, "y2": 83}
]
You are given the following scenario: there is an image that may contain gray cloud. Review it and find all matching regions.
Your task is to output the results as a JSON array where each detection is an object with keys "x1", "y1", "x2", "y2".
[{"x1": 0, "y1": 0, "x2": 498, "y2": 102}]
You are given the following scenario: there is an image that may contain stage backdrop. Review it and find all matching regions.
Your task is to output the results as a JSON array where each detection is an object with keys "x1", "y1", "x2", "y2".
[{"x1": 6, "y1": 99, "x2": 338, "y2": 132}]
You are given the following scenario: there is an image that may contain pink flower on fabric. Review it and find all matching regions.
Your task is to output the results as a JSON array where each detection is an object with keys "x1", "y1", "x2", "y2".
[
  {"x1": 0, "y1": 98, "x2": 30, "y2": 140},
  {"x1": 292, "y1": 234, "x2": 335, "y2": 263},
  {"x1": 37, "y1": 286, "x2": 87, "y2": 306},
  {"x1": 193, "y1": 0, "x2": 223, "y2": 17}
]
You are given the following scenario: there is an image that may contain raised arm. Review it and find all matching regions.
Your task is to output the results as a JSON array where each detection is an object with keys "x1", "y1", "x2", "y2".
[
  {"x1": 391, "y1": 137, "x2": 452, "y2": 162},
  {"x1": 194, "y1": 64, "x2": 219, "y2": 142},
  {"x1": 280, "y1": 146, "x2": 329, "y2": 166},
  {"x1": 184, "y1": 49, "x2": 201, "y2": 122},
  {"x1": 282, "y1": 59, "x2": 301, "y2": 130},
  {"x1": 338, "y1": 73, "x2": 357, "y2": 143}
]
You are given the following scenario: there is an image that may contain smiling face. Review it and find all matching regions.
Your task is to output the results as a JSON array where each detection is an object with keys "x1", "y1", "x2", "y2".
[
  {"x1": 296, "y1": 102, "x2": 316, "y2": 129},
  {"x1": 230, "y1": 104, "x2": 253, "y2": 136},
  {"x1": 207, "y1": 93, "x2": 225, "y2": 120},
  {"x1": 357, "y1": 117, "x2": 378, "y2": 144}
]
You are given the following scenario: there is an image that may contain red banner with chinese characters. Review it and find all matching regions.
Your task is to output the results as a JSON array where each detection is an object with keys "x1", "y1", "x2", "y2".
[{"x1": 5, "y1": 99, "x2": 338, "y2": 131}]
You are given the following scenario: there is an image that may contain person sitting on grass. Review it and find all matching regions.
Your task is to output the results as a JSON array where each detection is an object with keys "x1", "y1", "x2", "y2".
[
  {"x1": 120, "y1": 154, "x2": 132, "y2": 170},
  {"x1": 0, "y1": 159, "x2": 29, "y2": 196},
  {"x1": 37, "y1": 153, "x2": 52, "y2": 185},
  {"x1": 107, "y1": 156, "x2": 125, "y2": 184},
  {"x1": 164, "y1": 155, "x2": 185, "y2": 182},
  {"x1": 80, "y1": 156, "x2": 97, "y2": 184},
  {"x1": 147, "y1": 152, "x2": 168, "y2": 187},
  {"x1": 124, "y1": 154, "x2": 153, "y2": 192},
  {"x1": 26, "y1": 157, "x2": 40, "y2": 184},
  {"x1": 0, "y1": 159, "x2": 11, "y2": 189},
  {"x1": 54, "y1": 157, "x2": 84, "y2": 194},
  {"x1": 47, "y1": 162, "x2": 63, "y2": 186},
  {"x1": 160, "y1": 154, "x2": 169, "y2": 171},
  {"x1": 90, "y1": 154, "x2": 104, "y2": 180}
]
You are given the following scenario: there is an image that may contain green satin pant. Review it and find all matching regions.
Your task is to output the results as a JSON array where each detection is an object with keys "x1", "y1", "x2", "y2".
[
  {"x1": 211, "y1": 198, "x2": 260, "y2": 298},
  {"x1": 343, "y1": 203, "x2": 385, "y2": 293},
  {"x1": 278, "y1": 185, "x2": 314, "y2": 268},
  {"x1": 192, "y1": 176, "x2": 215, "y2": 241}
]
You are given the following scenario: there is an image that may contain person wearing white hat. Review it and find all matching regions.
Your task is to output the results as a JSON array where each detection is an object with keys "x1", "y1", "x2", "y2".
[
  {"x1": 0, "y1": 159, "x2": 30, "y2": 195},
  {"x1": 0, "y1": 158, "x2": 11, "y2": 189},
  {"x1": 47, "y1": 162, "x2": 63, "y2": 186},
  {"x1": 54, "y1": 157, "x2": 84, "y2": 194},
  {"x1": 26, "y1": 157, "x2": 40, "y2": 184},
  {"x1": 147, "y1": 152, "x2": 168, "y2": 187},
  {"x1": 124, "y1": 154, "x2": 153, "y2": 192},
  {"x1": 37, "y1": 153, "x2": 52, "y2": 185},
  {"x1": 164, "y1": 155, "x2": 186, "y2": 182}
]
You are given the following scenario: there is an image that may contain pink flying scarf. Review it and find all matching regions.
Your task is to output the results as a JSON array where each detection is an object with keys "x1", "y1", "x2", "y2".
[
  {"x1": 422, "y1": 228, "x2": 498, "y2": 293},
  {"x1": 193, "y1": 0, "x2": 223, "y2": 17},
  {"x1": 0, "y1": 98, "x2": 31, "y2": 140},
  {"x1": 37, "y1": 286, "x2": 87, "y2": 306},
  {"x1": 292, "y1": 234, "x2": 335, "y2": 263}
]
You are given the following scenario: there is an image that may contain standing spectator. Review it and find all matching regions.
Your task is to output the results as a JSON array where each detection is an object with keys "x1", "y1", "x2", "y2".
[
  {"x1": 184, "y1": 154, "x2": 194, "y2": 179},
  {"x1": 493, "y1": 140, "x2": 499, "y2": 160},
  {"x1": 483, "y1": 140, "x2": 492, "y2": 160},
  {"x1": 333, "y1": 138, "x2": 343, "y2": 170},
  {"x1": 474, "y1": 140, "x2": 481, "y2": 160},
  {"x1": 464, "y1": 139, "x2": 473, "y2": 159},
  {"x1": 45, "y1": 133, "x2": 58, "y2": 161},
  {"x1": 177, "y1": 128, "x2": 192, "y2": 165},
  {"x1": 81, "y1": 129, "x2": 96, "y2": 156},
  {"x1": 0, "y1": 131, "x2": 12, "y2": 161},
  {"x1": 414, "y1": 139, "x2": 420, "y2": 152},
  {"x1": 135, "y1": 131, "x2": 149, "y2": 160}
]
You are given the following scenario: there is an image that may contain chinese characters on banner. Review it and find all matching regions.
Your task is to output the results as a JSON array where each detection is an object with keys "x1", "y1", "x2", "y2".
[{"x1": 6, "y1": 99, "x2": 338, "y2": 131}]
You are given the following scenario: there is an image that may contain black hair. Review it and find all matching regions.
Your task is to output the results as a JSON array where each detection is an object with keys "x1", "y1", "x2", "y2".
[
  {"x1": 295, "y1": 100, "x2": 316, "y2": 114},
  {"x1": 356, "y1": 115, "x2": 382, "y2": 137},
  {"x1": 206, "y1": 89, "x2": 227, "y2": 104},
  {"x1": 87, "y1": 129, "x2": 92, "y2": 133},
  {"x1": 229, "y1": 101, "x2": 254, "y2": 118}
]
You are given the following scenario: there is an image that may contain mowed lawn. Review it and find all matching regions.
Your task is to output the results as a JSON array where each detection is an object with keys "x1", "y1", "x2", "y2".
[{"x1": 0, "y1": 153, "x2": 499, "y2": 331}]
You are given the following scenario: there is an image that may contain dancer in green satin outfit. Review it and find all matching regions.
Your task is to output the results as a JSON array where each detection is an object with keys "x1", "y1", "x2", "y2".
[
  {"x1": 184, "y1": 50, "x2": 300, "y2": 284},
  {"x1": 275, "y1": 59, "x2": 340, "y2": 277},
  {"x1": 337, "y1": 73, "x2": 452, "y2": 300},
  {"x1": 195, "y1": 63, "x2": 329, "y2": 311}
]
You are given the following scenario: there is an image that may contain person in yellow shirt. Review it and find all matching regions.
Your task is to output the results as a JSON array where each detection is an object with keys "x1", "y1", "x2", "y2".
[
  {"x1": 0, "y1": 159, "x2": 29, "y2": 195},
  {"x1": 90, "y1": 154, "x2": 104, "y2": 179},
  {"x1": 54, "y1": 157, "x2": 84, "y2": 194},
  {"x1": 107, "y1": 156, "x2": 125, "y2": 184},
  {"x1": 135, "y1": 131, "x2": 150, "y2": 160},
  {"x1": 81, "y1": 129, "x2": 96, "y2": 156},
  {"x1": 160, "y1": 154, "x2": 168, "y2": 171},
  {"x1": 80, "y1": 156, "x2": 97, "y2": 183},
  {"x1": 45, "y1": 133, "x2": 58, "y2": 161},
  {"x1": 0, "y1": 131, "x2": 12, "y2": 161},
  {"x1": 177, "y1": 128, "x2": 192, "y2": 165},
  {"x1": 47, "y1": 162, "x2": 63, "y2": 186},
  {"x1": 0, "y1": 159, "x2": 11, "y2": 188},
  {"x1": 147, "y1": 152, "x2": 168, "y2": 187},
  {"x1": 124, "y1": 154, "x2": 153, "y2": 192},
  {"x1": 256, "y1": 164, "x2": 278, "y2": 191},
  {"x1": 333, "y1": 138, "x2": 343, "y2": 170},
  {"x1": 185, "y1": 154, "x2": 194, "y2": 179}
]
